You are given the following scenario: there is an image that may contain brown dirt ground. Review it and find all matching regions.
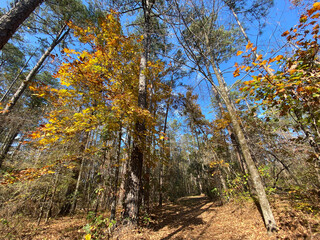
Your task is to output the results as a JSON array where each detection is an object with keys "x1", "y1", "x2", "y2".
[
  {"x1": 111, "y1": 195, "x2": 320, "y2": 240},
  {"x1": 112, "y1": 195, "x2": 272, "y2": 240},
  {"x1": 4, "y1": 195, "x2": 320, "y2": 239},
  {"x1": 2, "y1": 215, "x2": 86, "y2": 240}
]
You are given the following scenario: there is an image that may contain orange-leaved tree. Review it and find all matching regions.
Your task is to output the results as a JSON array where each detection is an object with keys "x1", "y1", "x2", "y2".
[
  {"x1": 22, "y1": 12, "x2": 170, "y2": 216},
  {"x1": 235, "y1": 3, "x2": 320, "y2": 178},
  {"x1": 32, "y1": 12, "x2": 167, "y2": 146}
]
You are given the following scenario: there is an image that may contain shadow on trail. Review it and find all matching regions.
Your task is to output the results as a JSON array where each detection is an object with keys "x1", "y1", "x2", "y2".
[{"x1": 149, "y1": 195, "x2": 216, "y2": 240}]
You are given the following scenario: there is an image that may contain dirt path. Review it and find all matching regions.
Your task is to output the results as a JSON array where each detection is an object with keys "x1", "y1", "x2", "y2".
[
  {"x1": 11, "y1": 195, "x2": 319, "y2": 239},
  {"x1": 6, "y1": 216, "x2": 86, "y2": 240},
  {"x1": 114, "y1": 195, "x2": 272, "y2": 240}
]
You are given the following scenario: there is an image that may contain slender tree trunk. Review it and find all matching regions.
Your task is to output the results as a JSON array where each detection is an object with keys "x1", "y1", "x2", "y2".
[
  {"x1": 0, "y1": 55, "x2": 33, "y2": 103},
  {"x1": 0, "y1": 126, "x2": 20, "y2": 168},
  {"x1": 70, "y1": 156, "x2": 85, "y2": 214},
  {"x1": 219, "y1": 166, "x2": 228, "y2": 203},
  {"x1": 1, "y1": 25, "x2": 69, "y2": 116},
  {"x1": 94, "y1": 192, "x2": 100, "y2": 215},
  {"x1": 205, "y1": 61, "x2": 245, "y2": 174},
  {"x1": 228, "y1": 6, "x2": 274, "y2": 76},
  {"x1": 119, "y1": 133, "x2": 131, "y2": 206},
  {"x1": 122, "y1": 0, "x2": 153, "y2": 226},
  {"x1": 119, "y1": 156, "x2": 128, "y2": 206},
  {"x1": 10, "y1": 133, "x2": 25, "y2": 161},
  {"x1": 211, "y1": 60, "x2": 277, "y2": 233},
  {"x1": 37, "y1": 186, "x2": 49, "y2": 225},
  {"x1": 45, "y1": 169, "x2": 60, "y2": 224},
  {"x1": 159, "y1": 162, "x2": 163, "y2": 206},
  {"x1": 70, "y1": 133, "x2": 90, "y2": 214},
  {"x1": 159, "y1": 95, "x2": 170, "y2": 207},
  {"x1": 143, "y1": 81, "x2": 156, "y2": 213},
  {"x1": 144, "y1": 164, "x2": 150, "y2": 212},
  {"x1": 0, "y1": 0, "x2": 45, "y2": 50},
  {"x1": 110, "y1": 125, "x2": 122, "y2": 221}
]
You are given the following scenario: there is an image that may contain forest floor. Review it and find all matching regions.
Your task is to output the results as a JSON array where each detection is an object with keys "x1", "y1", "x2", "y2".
[{"x1": 3, "y1": 194, "x2": 320, "y2": 239}]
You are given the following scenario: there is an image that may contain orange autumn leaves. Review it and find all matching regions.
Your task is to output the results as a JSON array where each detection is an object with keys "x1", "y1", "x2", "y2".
[
  {"x1": 31, "y1": 13, "x2": 170, "y2": 147},
  {"x1": 233, "y1": 2, "x2": 320, "y2": 117}
]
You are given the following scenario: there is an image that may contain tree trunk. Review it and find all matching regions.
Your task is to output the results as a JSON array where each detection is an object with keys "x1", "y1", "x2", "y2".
[
  {"x1": 70, "y1": 133, "x2": 90, "y2": 214},
  {"x1": 45, "y1": 169, "x2": 60, "y2": 224},
  {"x1": 159, "y1": 162, "x2": 163, "y2": 206},
  {"x1": 0, "y1": 0, "x2": 45, "y2": 50},
  {"x1": 37, "y1": 186, "x2": 49, "y2": 225},
  {"x1": 2, "y1": 24, "x2": 69, "y2": 116},
  {"x1": 143, "y1": 164, "x2": 150, "y2": 212},
  {"x1": 110, "y1": 126, "x2": 122, "y2": 221},
  {"x1": 122, "y1": 0, "x2": 153, "y2": 226},
  {"x1": 0, "y1": 126, "x2": 20, "y2": 168},
  {"x1": 119, "y1": 133, "x2": 131, "y2": 207},
  {"x1": 158, "y1": 82, "x2": 172, "y2": 207},
  {"x1": 211, "y1": 61, "x2": 277, "y2": 233},
  {"x1": 0, "y1": 55, "x2": 33, "y2": 103},
  {"x1": 228, "y1": 6, "x2": 274, "y2": 76}
]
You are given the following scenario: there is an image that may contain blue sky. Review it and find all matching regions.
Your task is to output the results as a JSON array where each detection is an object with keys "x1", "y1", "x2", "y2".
[
  {"x1": 0, "y1": 0, "x2": 305, "y2": 123},
  {"x1": 190, "y1": 0, "x2": 303, "y2": 120}
]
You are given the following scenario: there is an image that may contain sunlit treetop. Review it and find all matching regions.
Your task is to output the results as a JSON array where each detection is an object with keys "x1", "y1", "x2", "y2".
[{"x1": 29, "y1": 12, "x2": 170, "y2": 147}]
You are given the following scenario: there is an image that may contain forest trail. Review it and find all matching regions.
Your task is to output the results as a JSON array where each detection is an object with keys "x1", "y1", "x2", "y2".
[
  {"x1": 114, "y1": 195, "x2": 272, "y2": 240},
  {"x1": 13, "y1": 194, "x2": 319, "y2": 239}
]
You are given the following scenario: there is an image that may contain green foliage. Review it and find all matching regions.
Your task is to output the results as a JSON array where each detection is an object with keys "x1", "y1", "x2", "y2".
[
  {"x1": 207, "y1": 187, "x2": 220, "y2": 200},
  {"x1": 225, "y1": 173, "x2": 250, "y2": 200},
  {"x1": 84, "y1": 211, "x2": 116, "y2": 240},
  {"x1": 288, "y1": 186, "x2": 320, "y2": 214},
  {"x1": 237, "y1": 4, "x2": 320, "y2": 138},
  {"x1": 181, "y1": 5, "x2": 244, "y2": 64},
  {"x1": 143, "y1": 213, "x2": 152, "y2": 226}
]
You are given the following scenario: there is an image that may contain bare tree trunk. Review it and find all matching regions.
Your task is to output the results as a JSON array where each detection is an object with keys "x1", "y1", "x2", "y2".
[
  {"x1": 122, "y1": 0, "x2": 153, "y2": 226},
  {"x1": 37, "y1": 186, "x2": 49, "y2": 225},
  {"x1": 205, "y1": 61, "x2": 245, "y2": 174},
  {"x1": 159, "y1": 162, "x2": 163, "y2": 206},
  {"x1": 110, "y1": 125, "x2": 122, "y2": 221},
  {"x1": 143, "y1": 164, "x2": 150, "y2": 212},
  {"x1": 10, "y1": 133, "x2": 25, "y2": 161},
  {"x1": 45, "y1": 169, "x2": 60, "y2": 224},
  {"x1": 119, "y1": 153, "x2": 128, "y2": 207},
  {"x1": 211, "y1": 61, "x2": 277, "y2": 233},
  {"x1": 119, "y1": 133, "x2": 131, "y2": 206},
  {"x1": 159, "y1": 98, "x2": 170, "y2": 207},
  {"x1": 2, "y1": 24, "x2": 69, "y2": 116},
  {"x1": 70, "y1": 156, "x2": 85, "y2": 214},
  {"x1": 0, "y1": 0, "x2": 45, "y2": 50},
  {"x1": 70, "y1": 133, "x2": 90, "y2": 214},
  {"x1": 219, "y1": 167, "x2": 228, "y2": 203},
  {"x1": 0, "y1": 55, "x2": 33, "y2": 103},
  {"x1": 0, "y1": 126, "x2": 20, "y2": 168},
  {"x1": 228, "y1": 6, "x2": 274, "y2": 76}
]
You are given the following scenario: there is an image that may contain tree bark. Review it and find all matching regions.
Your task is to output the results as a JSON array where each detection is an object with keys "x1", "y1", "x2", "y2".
[
  {"x1": 2, "y1": 25, "x2": 69, "y2": 116},
  {"x1": 211, "y1": 61, "x2": 277, "y2": 233},
  {"x1": 228, "y1": 5, "x2": 274, "y2": 76},
  {"x1": 119, "y1": 133, "x2": 130, "y2": 206},
  {"x1": 70, "y1": 133, "x2": 90, "y2": 214},
  {"x1": 45, "y1": 169, "x2": 60, "y2": 224},
  {"x1": 0, "y1": 126, "x2": 20, "y2": 168},
  {"x1": 110, "y1": 126, "x2": 122, "y2": 221},
  {"x1": 0, "y1": 0, "x2": 45, "y2": 50},
  {"x1": 0, "y1": 55, "x2": 33, "y2": 103},
  {"x1": 122, "y1": 0, "x2": 153, "y2": 226},
  {"x1": 159, "y1": 94, "x2": 170, "y2": 207},
  {"x1": 37, "y1": 186, "x2": 49, "y2": 225}
]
